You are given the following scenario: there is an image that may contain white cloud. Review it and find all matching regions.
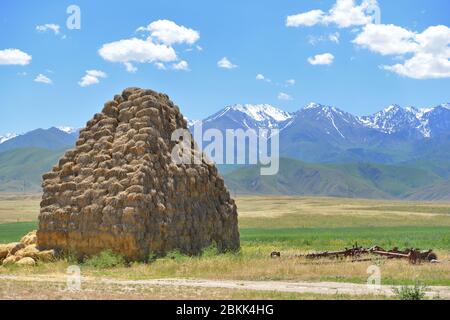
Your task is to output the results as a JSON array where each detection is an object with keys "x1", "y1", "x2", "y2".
[
  {"x1": 383, "y1": 53, "x2": 450, "y2": 79},
  {"x1": 99, "y1": 37, "x2": 177, "y2": 71},
  {"x1": 172, "y1": 60, "x2": 189, "y2": 71},
  {"x1": 309, "y1": 32, "x2": 340, "y2": 45},
  {"x1": 278, "y1": 92, "x2": 293, "y2": 101},
  {"x1": 0, "y1": 49, "x2": 32, "y2": 65},
  {"x1": 36, "y1": 24, "x2": 60, "y2": 35},
  {"x1": 286, "y1": 79, "x2": 296, "y2": 86},
  {"x1": 101, "y1": 20, "x2": 198, "y2": 72},
  {"x1": 308, "y1": 53, "x2": 335, "y2": 65},
  {"x1": 124, "y1": 62, "x2": 137, "y2": 73},
  {"x1": 329, "y1": 32, "x2": 340, "y2": 43},
  {"x1": 286, "y1": 0, "x2": 378, "y2": 29},
  {"x1": 217, "y1": 57, "x2": 237, "y2": 69},
  {"x1": 154, "y1": 62, "x2": 166, "y2": 70},
  {"x1": 255, "y1": 73, "x2": 271, "y2": 83},
  {"x1": 325, "y1": 0, "x2": 377, "y2": 28},
  {"x1": 34, "y1": 74, "x2": 52, "y2": 84},
  {"x1": 353, "y1": 24, "x2": 418, "y2": 55},
  {"x1": 354, "y1": 24, "x2": 450, "y2": 79},
  {"x1": 137, "y1": 19, "x2": 200, "y2": 45},
  {"x1": 78, "y1": 70, "x2": 107, "y2": 87},
  {"x1": 286, "y1": 10, "x2": 325, "y2": 27}
]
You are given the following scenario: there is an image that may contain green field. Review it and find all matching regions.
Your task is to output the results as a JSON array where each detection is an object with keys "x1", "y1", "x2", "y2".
[
  {"x1": 0, "y1": 221, "x2": 38, "y2": 243},
  {"x1": 1, "y1": 194, "x2": 450, "y2": 289},
  {"x1": 241, "y1": 226, "x2": 450, "y2": 251}
]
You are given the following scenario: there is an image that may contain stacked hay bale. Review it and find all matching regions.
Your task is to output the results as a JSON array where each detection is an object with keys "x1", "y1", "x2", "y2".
[
  {"x1": 0, "y1": 231, "x2": 55, "y2": 266},
  {"x1": 38, "y1": 87, "x2": 240, "y2": 260}
]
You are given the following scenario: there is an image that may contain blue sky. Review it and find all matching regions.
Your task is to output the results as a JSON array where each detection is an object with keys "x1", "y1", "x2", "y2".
[{"x1": 0, "y1": 0, "x2": 449, "y2": 133}]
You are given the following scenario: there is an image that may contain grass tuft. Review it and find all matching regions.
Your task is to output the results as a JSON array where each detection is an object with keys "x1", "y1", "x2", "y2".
[
  {"x1": 83, "y1": 250, "x2": 125, "y2": 268},
  {"x1": 393, "y1": 282, "x2": 428, "y2": 300}
]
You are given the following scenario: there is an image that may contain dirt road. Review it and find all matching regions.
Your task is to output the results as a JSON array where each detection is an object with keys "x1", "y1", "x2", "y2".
[{"x1": 1, "y1": 274, "x2": 449, "y2": 299}]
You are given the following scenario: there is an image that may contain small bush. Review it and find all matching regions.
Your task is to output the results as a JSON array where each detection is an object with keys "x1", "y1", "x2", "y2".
[
  {"x1": 201, "y1": 245, "x2": 220, "y2": 258},
  {"x1": 83, "y1": 250, "x2": 125, "y2": 268},
  {"x1": 166, "y1": 250, "x2": 189, "y2": 262},
  {"x1": 393, "y1": 283, "x2": 428, "y2": 300}
]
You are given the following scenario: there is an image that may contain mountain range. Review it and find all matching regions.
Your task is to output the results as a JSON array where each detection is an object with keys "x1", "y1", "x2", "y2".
[
  {"x1": 1, "y1": 103, "x2": 449, "y2": 199},
  {"x1": 190, "y1": 102, "x2": 450, "y2": 164},
  {"x1": 0, "y1": 127, "x2": 79, "y2": 153}
]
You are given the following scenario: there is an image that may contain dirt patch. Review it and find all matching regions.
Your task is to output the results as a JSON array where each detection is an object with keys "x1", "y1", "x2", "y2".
[{"x1": 1, "y1": 275, "x2": 448, "y2": 299}]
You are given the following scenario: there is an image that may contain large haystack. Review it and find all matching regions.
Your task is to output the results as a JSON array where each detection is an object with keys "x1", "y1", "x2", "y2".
[{"x1": 38, "y1": 88, "x2": 240, "y2": 260}]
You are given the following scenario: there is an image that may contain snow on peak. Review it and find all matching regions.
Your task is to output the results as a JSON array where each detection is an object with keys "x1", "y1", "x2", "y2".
[
  {"x1": 359, "y1": 105, "x2": 419, "y2": 134},
  {"x1": 439, "y1": 103, "x2": 450, "y2": 110},
  {"x1": 359, "y1": 103, "x2": 450, "y2": 137},
  {"x1": 304, "y1": 102, "x2": 322, "y2": 110},
  {"x1": 57, "y1": 126, "x2": 78, "y2": 134},
  {"x1": 229, "y1": 104, "x2": 292, "y2": 122},
  {"x1": 0, "y1": 133, "x2": 18, "y2": 144},
  {"x1": 383, "y1": 104, "x2": 401, "y2": 113}
]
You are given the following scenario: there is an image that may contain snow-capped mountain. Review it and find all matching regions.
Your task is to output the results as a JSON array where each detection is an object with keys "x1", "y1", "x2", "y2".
[
  {"x1": 2, "y1": 103, "x2": 448, "y2": 165},
  {"x1": 0, "y1": 133, "x2": 18, "y2": 144},
  {"x1": 359, "y1": 104, "x2": 424, "y2": 136},
  {"x1": 0, "y1": 127, "x2": 79, "y2": 152},
  {"x1": 191, "y1": 104, "x2": 293, "y2": 132},
  {"x1": 56, "y1": 126, "x2": 78, "y2": 134},
  {"x1": 188, "y1": 101, "x2": 450, "y2": 164},
  {"x1": 191, "y1": 102, "x2": 449, "y2": 142},
  {"x1": 297, "y1": 102, "x2": 365, "y2": 140},
  {"x1": 359, "y1": 103, "x2": 450, "y2": 138}
]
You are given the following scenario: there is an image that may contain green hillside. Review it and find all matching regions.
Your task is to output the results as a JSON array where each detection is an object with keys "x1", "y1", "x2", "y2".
[
  {"x1": 0, "y1": 148, "x2": 448, "y2": 200},
  {"x1": 0, "y1": 148, "x2": 66, "y2": 192},
  {"x1": 224, "y1": 158, "x2": 446, "y2": 200},
  {"x1": 404, "y1": 181, "x2": 450, "y2": 201}
]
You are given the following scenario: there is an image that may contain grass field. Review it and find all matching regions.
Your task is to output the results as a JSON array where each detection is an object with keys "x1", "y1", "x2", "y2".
[{"x1": 1, "y1": 194, "x2": 450, "y2": 297}]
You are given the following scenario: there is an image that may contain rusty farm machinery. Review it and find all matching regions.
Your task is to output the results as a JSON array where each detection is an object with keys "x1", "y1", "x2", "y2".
[{"x1": 271, "y1": 244, "x2": 438, "y2": 264}]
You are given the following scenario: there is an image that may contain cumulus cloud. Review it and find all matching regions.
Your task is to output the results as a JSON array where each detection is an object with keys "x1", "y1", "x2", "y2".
[
  {"x1": 382, "y1": 53, "x2": 450, "y2": 79},
  {"x1": 354, "y1": 24, "x2": 450, "y2": 79},
  {"x1": 308, "y1": 53, "x2": 335, "y2": 65},
  {"x1": 78, "y1": 70, "x2": 107, "y2": 87},
  {"x1": 100, "y1": 20, "x2": 199, "y2": 72},
  {"x1": 278, "y1": 92, "x2": 293, "y2": 101},
  {"x1": 172, "y1": 60, "x2": 189, "y2": 71},
  {"x1": 353, "y1": 24, "x2": 418, "y2": 55},
  {"x1": 99, "y1": 37, "x2": 177, "y2": 72},
  {"x1": 0, "y1": 49, "x2": 32, "y2": 65},
  {"x1": 286, "y1": 9, "x2": 325, "y2": 27},
  {"x1": 34, "y1": 74, "x2": 52, "y2": 84},
  {"x1": 36, "y1": 24, "x2": 60, "y2": 35},
  {"x1": 137, "y1": 19, "x2": 200, "y2": 45},
  {"x1": 286, "y1": 0, "x2": 378, "y2": 29},
  {"x1": 217, "y1": 57, "x2": 237, "y2": 69}
]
